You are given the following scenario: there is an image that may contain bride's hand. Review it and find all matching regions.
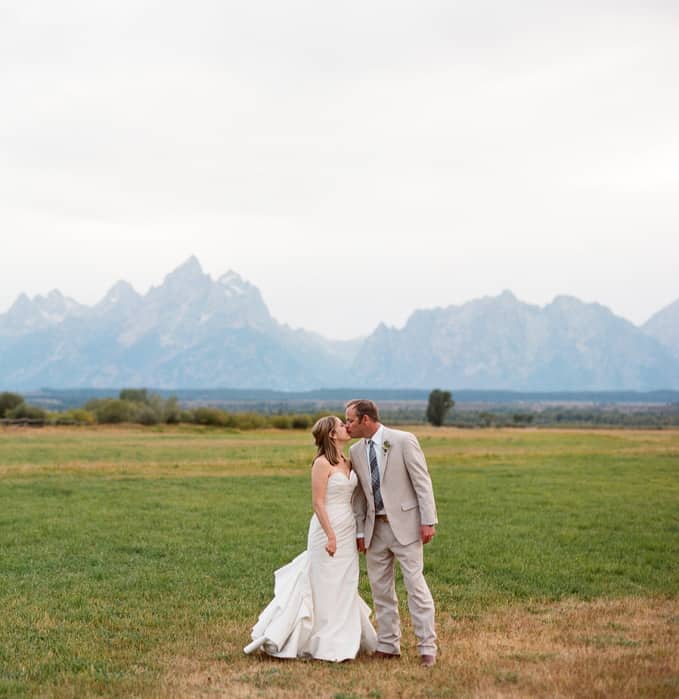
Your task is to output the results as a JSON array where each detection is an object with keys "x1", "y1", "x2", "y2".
[{"x1": 325, "y1": 537, "x2": 337, "y2": 557}]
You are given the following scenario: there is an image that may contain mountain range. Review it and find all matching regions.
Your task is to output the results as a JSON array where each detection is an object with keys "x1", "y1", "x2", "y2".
[{"x1": 1, "y1": 256, "x2": 678, "y2": 391}]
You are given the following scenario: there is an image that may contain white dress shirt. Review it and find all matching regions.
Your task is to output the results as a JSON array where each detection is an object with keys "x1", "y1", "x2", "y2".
[{"x1": 365, "y1": 424, "x2": 386, "y2": 515}]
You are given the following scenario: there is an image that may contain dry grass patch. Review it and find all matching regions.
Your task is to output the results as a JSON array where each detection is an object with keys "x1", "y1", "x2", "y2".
[
  {"x1": 161, "y1": 597, "x2": 678, "y2": 699},
  {"x1": 445, "y1": 596, "x2": 678, "y2": 698}
]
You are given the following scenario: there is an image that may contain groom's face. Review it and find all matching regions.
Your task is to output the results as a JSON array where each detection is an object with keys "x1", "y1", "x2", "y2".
[{"x1": 345, "y1": 407, "x2": 367, "y2": 438}]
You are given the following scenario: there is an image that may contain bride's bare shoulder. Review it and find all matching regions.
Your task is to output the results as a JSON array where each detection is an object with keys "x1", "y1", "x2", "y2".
[{"x1": 312, "y1": 455, "x2": 332, "y2": 470}]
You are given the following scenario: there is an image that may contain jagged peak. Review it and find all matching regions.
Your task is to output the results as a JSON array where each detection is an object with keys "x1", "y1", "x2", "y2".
[
  {"x1": 97, "y1": 280, "x2": 140, "y2": 307},
  {"x1": 219, "y1": 269, "x2": 243, "y2": 283},
  {"x1": 181, "y1": 254, "x2": 202, "y2": 269},
  {"x1": 547, "y1": 295, "x2": 611, "y2": 315},
  {"x1": 550, "y1": 294, "x2": 583, "y2": 306},
  {"x1": 153, "y1": 256, "x2": 210, "y2": 296},
  {"x1": 474, "y1": 290, "x2": 523, "y2": 307},
  {"x1": 407, "y1": 290, "x2": 522, "y2": 321},
  {"x1": 165, "y1": 255, "x2": 205, "y2": 280},
  {"x1": 218, "y1": 269, "x2": 253, "y2": 296},
  {"x1": 10, "y1": 289, "x2": 75, "y2": 310},
  {"x1": 37, "y1": 290, "x2": 85, "y2": 313},
  {"x1": 6, "y1": 293, "x2": 33, "y2": 313},
  {"x1": 372, "y1": 321, "x2": 393, "y2": 334},
  {"x1": 107, "y1": 280, "x2": 137, "y2": 295},
  {"x1": 37, "y1": 289, "x2": 75, "y2": 307},
  {"x1": 644, "y1": 297, "x2": 679, "y2": 327},
  {"x1": 13, "y1": 292, "x2": 32, "y2": 304}
]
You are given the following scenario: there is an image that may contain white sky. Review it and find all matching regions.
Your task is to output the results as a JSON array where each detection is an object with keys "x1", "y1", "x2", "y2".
[{"x1": 1, "y1": 1, "x2": 677, "y2": 339}]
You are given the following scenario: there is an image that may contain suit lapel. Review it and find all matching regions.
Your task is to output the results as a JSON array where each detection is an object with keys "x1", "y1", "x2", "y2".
[
  {"x1": 352, "y1": 441, "x2": 370, "y2": 490},
  {"x1": 381, "y1": 427, "x2": 394, "y2": 481}
]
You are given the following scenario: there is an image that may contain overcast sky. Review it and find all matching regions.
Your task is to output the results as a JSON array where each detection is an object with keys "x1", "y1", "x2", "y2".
[{"x1": 1, "y1": 1, "x2": 677, "y2": 339}]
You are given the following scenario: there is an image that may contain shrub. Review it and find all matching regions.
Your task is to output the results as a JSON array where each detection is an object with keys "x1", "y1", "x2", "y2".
[
  {"x1": 7, "y1": 403, "x2": 47, "y2": 421},
  {"x1": 270, "y1": 415, "x2": 292, "y2": 429},
  {"x1": 0, "y1": 392, "x2": 24, "y2": 418},
  {"x1": 135, "y1": 405, "x2": 161, "y2": 426},
  {"x1": 192, "y1": 407, "x2": 229, "y2": 426},
  {"x1": 119, "y1": 388, "x2": 149, "y2": 403},
  {"x1": 233, "y1": 412, "x2": 267, "y2": 430},
  {"x1": 52, "y1": 409, "x2": 96, "y2": 426},
  {"x1": 179, "y1": 410, "x2": 195, "y2": 424},
  {"x1": 512, "y1": 413, "x2": 534, "y2": 426},
  {"x1": 291, "y1": 414, "x2": 313, "y2": 430},
  {"x1": 86, "y1": 399, "x2": 135, "y2": 424},
  {"x1": 162, "y1": 397, "x2": 182, "y2": 424}
]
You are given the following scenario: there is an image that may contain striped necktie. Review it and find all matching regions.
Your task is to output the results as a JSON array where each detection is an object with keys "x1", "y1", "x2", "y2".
[{"x1": 368, "y1": 439, "x2": 384, "y2": 512}]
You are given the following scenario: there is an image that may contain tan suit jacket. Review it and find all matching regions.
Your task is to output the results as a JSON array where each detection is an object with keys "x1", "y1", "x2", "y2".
[{"x1": 351, "y1": 426, "x2": 437, "y2": 547}]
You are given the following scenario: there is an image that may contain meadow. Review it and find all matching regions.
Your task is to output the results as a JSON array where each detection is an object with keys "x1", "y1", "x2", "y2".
[{"x1": 0, "y1": 425, "x2": 677, "y2": 698}]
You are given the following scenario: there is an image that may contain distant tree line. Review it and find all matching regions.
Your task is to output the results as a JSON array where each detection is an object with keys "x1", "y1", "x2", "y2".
[
  {"x1": 2, "y1": 388, "x2": 679, "y2": 430},
  {"x1": 0, "y1": 389, "x2": 322, "y2": 430},
  {"x1": 443, "y1": 406, "x2": 679, "y2": 429}
]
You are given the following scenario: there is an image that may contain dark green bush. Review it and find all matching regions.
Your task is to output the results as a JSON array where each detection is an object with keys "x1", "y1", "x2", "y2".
[
  {"x1": 291, "y1": 414, "x2": 313, "y2": 430},
  {"x1": 135, "y1": 405, "x2": 161, "y2": 426},
  {"x1": 52, "y1": 409, "x2": 96, "y2": 426},
  {"x1": 162, "y1": 397, "x2": 182, "y2": 424},
  {"x1": 0, "y1": 392, "x2": 24, "y2": 418},
  {"x1": 7, "y1": 403, "x2": 47, "y2": 421},
  {"x1": 179, "y1": 410, "x2": 195, "y2": 424},
  {"x1": 233, "y1": 412, "x2": 267, "y2": 430},
  {"x1": 119, "y1": 388, "x2": 149, "y2": 403},
  {"x1": 86, "y1": 399, "x2": 134, "y2": 424},
  {"x1": 192, "y1": 407, "x2": 229, "y2": 426},
  {"x1": 270, "y1": 415, "x2": 292, "y2": 429}
]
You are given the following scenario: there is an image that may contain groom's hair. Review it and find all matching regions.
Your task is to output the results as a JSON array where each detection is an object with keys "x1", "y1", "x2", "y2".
[{"x1": 345, "y1": 399, "x2": 380, "y2": 423}]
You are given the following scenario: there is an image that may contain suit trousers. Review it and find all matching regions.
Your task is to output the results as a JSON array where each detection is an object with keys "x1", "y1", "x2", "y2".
[{"x1": 366, "y1": 517, "x2": 437, "y2": 656}]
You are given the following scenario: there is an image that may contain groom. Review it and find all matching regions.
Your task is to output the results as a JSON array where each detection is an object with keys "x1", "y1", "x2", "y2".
[{"x1": 345, "y1": 399, "x2": 438, "y2": 667}]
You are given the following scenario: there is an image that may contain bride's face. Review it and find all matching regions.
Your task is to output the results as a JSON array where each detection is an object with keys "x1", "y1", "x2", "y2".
[{"x1": 332, "y1": 419, "x2": 350, "y2": 443}]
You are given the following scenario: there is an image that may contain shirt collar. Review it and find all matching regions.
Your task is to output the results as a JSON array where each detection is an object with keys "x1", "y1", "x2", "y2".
[{"x1": 366, "y1": 424, "x2": 385, "y2": 448}]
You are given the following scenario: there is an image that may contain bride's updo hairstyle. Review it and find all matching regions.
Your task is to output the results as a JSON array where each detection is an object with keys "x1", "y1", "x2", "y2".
[{"x1": 312, "y1": 415, "x2": 342, "y2": 466}]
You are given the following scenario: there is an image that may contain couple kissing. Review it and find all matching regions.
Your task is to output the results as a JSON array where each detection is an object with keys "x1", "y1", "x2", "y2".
[{"x1": 244, "y1": 399, "x2": 438, "y2": 667}]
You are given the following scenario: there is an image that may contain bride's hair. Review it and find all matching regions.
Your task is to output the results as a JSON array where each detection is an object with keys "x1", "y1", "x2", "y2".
[{"x1": 312, "y1": 415, "x2": 342, "y2": 465}]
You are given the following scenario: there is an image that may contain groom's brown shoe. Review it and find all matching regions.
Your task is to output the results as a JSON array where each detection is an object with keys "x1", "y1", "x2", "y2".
[
  {"x1": 420, "y1": 654, "x2": 436, "y2": 667},
  {"x1": 373, "y1": 650, "x2": 400, "y2": 659}
]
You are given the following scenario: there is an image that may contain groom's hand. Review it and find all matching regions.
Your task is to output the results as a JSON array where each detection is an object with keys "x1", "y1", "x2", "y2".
[
  {"x1": 421, "y1": 525, "x2": 436, "y2": 545},
  {"x1": 356, "y1": 537, "x2": 366, "y2": 553}
]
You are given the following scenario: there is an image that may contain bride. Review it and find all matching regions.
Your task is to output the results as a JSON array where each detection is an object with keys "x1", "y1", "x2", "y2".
[{"x1": 244, "y1": 415, "x2": 377, "y2": 661}]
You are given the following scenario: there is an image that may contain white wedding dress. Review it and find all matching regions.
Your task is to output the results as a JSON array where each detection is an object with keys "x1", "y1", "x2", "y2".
[{"x1": 244, "y1": 470, "x2": 377, "y2": 661}]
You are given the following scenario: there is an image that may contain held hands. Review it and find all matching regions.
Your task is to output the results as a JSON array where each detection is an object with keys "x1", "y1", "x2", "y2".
[
  {"x1": 421, "y1": 524, "x2": 436, "y2": 545},
  {"x1": 325, "y1": 536, "x2": 337, "y2": 557}
]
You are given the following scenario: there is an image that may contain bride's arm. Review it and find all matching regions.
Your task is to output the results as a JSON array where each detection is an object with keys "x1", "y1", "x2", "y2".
[{"x1": 311, "y1": 457, "x2": 336, "y2": 556}]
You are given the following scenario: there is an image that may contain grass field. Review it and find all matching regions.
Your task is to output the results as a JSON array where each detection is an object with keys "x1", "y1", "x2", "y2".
[{"x1": 0, "y1": 425, "x2": 677, "y2": 698}]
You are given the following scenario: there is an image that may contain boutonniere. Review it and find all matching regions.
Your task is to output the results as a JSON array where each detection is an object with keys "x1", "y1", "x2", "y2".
[{"x1": 382, "y1": 440, "x2": 391, "y2": 455}]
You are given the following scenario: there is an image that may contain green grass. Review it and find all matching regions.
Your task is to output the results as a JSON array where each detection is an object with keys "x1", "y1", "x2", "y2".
[{"x1": 0, "y1": 426, "x2": 677, "y2": 696}]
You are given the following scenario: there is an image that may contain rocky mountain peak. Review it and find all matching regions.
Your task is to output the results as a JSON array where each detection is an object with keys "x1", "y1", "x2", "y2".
[
  {"x1": 643, "y1": 296, "x2": 679, "y2": 359},
  {"x1": 7, "y1": 292, "x2": 33, "y2": 314},
  {"x1": 96, "y1": 281, "x2": 141, "y2": 313},
  {"x1": 498, "y1": 289, "x2": 517, "y2": 302},
  {"x1": 218, "y1": 270, "x2": 252, "y2": 297},
  {"x1": 1, "y1": 260, "x2": 678, "y2": 390},
  {"x1": 37, "y1": 289, "x2": 83, "y2": 316},
  {"x1": 162, "y1": 255, "x2": 206, "y2": 285},
  {"x1": 549, "y1": 294, "x2": 585, "y2": 309},
  {"x1": 146, "y1": 257, "x2": 211, "y2": 304},
  {"x1": 2, "y1": 290, "x2": 84, "y2": 331}
]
